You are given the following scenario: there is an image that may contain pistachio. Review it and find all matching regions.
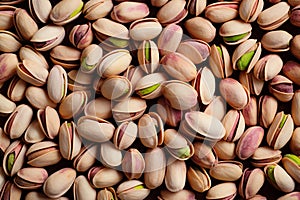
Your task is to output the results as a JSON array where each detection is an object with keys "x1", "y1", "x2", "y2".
[
  {"x1": 13, "y1": 8, "x2": 38, "y2": 41},
  {"x1": 73, "y1": 175, "x2": 97, "y2": 200},
  {"x1": 101, "y1": 76, "x2": 132, "y2": 100},
  {"x1": 113, "y1": 121, "x2": 137, "y2": 150},
  {"x1": 80, "y1": 44, "x2": 103, "y2": 73},
  {"x1": 0, "y1": 5, "x2": 15, "y2": 30},
  {"x1": 14, "y1": 167, "x2": 48, "y2": 190},
  {"x1": 25, "y1": 86, "x2": 57, "y2": 109},
  {"x1": 73, "y1": 144, "x2": 97, "y2": 172},
  {"x1": 83, "y1": 0, "x2": 113, "y2": 21},
  {"x1": 84, "y1": 97, "x2": 112, "y2": 120},
  {"x1": 165, "y1": 158, "x2": 186, "y2": 192},
  {"x1": 177, "y1": 39, "x2": 210, "y2": 64},
  {"x1": 0, "y1": 93, "x2": 16, "y2": 116},
  {"x1": 0, "y1": 181, "x2": 22, "y2": 200},
  {"x1": 192, "y1": 142, "x2": 217, "y2": 169},
  {"x1": 117, "y1": 180, "x2": 150, "y2": 200},
  {"x1": 213, "y1": 140, "x2": 236, "y2": 160},
  {"x1": 122, "y1": 148, "x2": 145, "y2": 180},
  {"x1": 19, "y1": 45, "x2": 49, "y2": 69},
  {"x1": 28, "y1": 0, "x2": 52, "y2": 23},
  {"x1": 157, "y1": 0, "x2": 187, "y2": 26},
  {"x1": 258, "y1": 95, "x2": 277, "y2": 128},
  {"x1": 0, "y1": 30, "x2": 21, "y2": 52},
  {"x1": 99, "y1": 142, "x2": 122, "y2": 168},
  {"x1": 222, "y1": 109, "x2": 245, "y2": 142},
  {"x1": 88, "y1": 166, "x2": 123, "y2": 188},
  {"x1": 261, "y1": 30, "x2": 292, "y2": 52},
  {"x1": 111, "y1": 2, "x2": 149, "y2": 23},
  {"x1": 187, "y1": 166, "x2": 211, "y2": 192},
  {"x1": 7, "y1": 76, "x2": 27, "y2": 102},
  {"x1": 283, "y1": 61, "x2": 300, "y2": 86},
  {"x1": 206, "y1": 182, "x2": 237, "y2": 200},
  {"x1": 282, "y1": 154, "x2": 300, "y2": 183},
  {"x1": 97, "y1": 187, "x2": 117, "y2": 200},
  {"x1": 24, "y1": 119, "x2": 45, "y2": 144},
  {"x1": 50, "y1": 45, "x2": 81, "y2": 69},
  {"x1": 205, "y1": 2, "x2": 239, "y2": 23},
  {"x1": 290, "y1": 127, "x2": 300, "y2": 155},
  {"x1": 129, "y1": 18, "x2": 162, "y2": 41},
  {"x1": 251, "y1": 146, "x2": 282, "y2": 167},
  {"x1": 37, "y1": 106, "x2": 60, "y2": 140},
  {"x1": 158, "y1": 189, "x2": 196, "y2": 200},
  {"x1": 209, "y1": 161, "x2": 243, "y2": 181},
  {"x1": 239, "y1": 0, "x2": 263, "y2": 23},
  {"x1": 209, "y1": 44, "x2": 233, "y2": 78},
  {"x1": 0, "y1": 53, "x2": 18, "y2": 84},
  {"x1": 50, "y1": 0, "x2": 83, "y2": 25},
  {"x1": 69, "y1": 23, "x2": 93, "y2": 50},
  {"x1": 219, "y1": 20, "x2": 252, "y2": 45},
  {"x1": 253, "y1": 54, "x2": 283, "y2": 81}
]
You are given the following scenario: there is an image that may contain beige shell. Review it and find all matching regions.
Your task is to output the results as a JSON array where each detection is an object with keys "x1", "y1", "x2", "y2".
[
  {"x1": 258, "y1": 95, "x2": 278, "y2": 128},
  {"x1": 19, "y1": 45, "x2": 49, "y2": 69},
  {"x1": 187, "y1": 166, "x2": 211, "y2": 192},
  {"x1": 219, "y1": 20, "x2": 252, "y2": 45},
  {"x1": 0, "y1": 30, "x2": 21, "y2": 52},
  {"x1": 269, "y1": 75, "x2": 294, "y2": 102},
  {"x1": 251, "y1": 146, "x2": 282, "y2": 167},
  {"x1": 25, "y1": 86, "x2": 57, "y2": 109},
  {"x1": 157, "y1": 0, "x2": 188, "y2": 26},
  {"x1": 73, "y1": 144, "x2": 97, "y2": 172},
  {"x1": 50, "y1": 0, "x2": 83, "y2": 25},
  {"x1": 113, "y1": 121, "x2": 137, "y2": 150},
  {"x1": 205, "y1": 2, "x2": 239, "y2": 23},
  {"x1": 100, "y1": 142, "x2": 122, "y2": 168},
  {"x1": 206, "y1": 182, "x2": 237, "y2": 200},
  {"x1": 290, "y1": 127, "x2": 300, "y2": 155},
  {"x1": 209, "y1": 44, "x2": 233, "y2": 78},
  {"x1": 28, "y1": 0, "x2": 52, "y2": 23},
  {"x1": 50, "y1": 45, "x2": 81, "y2": 69},
  {"x1": 37, "y1": 106, "x2": 60, "y2": 139},
  {"x1": 165, "y1": 158, "x2": 186, "y2": 192},
  {"x1": 73, "y1": 175, "x2": 97, "y2": 200},
  {"x1": 0, "y1": 6, "x2": 15, "y2": 30},
  {"x1": 261, "y1": 30, "x2": 293, "y2": 52},
  {"x1": 47, "y1": 65, "x2": 68, "y2": 104},
  {"x1": 13, "y1": 8, "x2": 38, "y2": 41},
  {"x1": 209, "y1": 161, "x2": 243, "y2": 181},
  {"x1": 24, "y1": 120, "x2": 45, "y2": 144},
  {"x1": 137, "y1": 40, "x2": 160, "y2": 74},
  {"x1": 84, "y1": 97, "x2": 112, "y2": 120},
  {"x1": 129, "y1": 18, "x2": 162, "y2": 41},
  {"x1": 111, "y1": 2, "x2": 149, "y2": 23},
  {"x1": 222, "y1": 109, "x2": 245, "y2": 142},
  {"x1": 101, "y1": 76, "x2": 132, "y2": 100},
  {"x1": 253, "y1": 54, "x2": 283, "y2": 81},
  {"x1": 122, "y1": 148, "x2": 145, "y2": 180},
  {"x1": 239, "y1": 0, "x2": 264, "y2": 22}
]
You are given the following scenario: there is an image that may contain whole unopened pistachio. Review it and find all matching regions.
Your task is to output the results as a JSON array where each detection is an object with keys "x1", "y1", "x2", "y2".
[
  {"x1": 0, "y1": 53, "x2": 18, "y2": 84},
  {"x1": 165, "y1": 158, "x2": 186, "y2": 192},
  {"x1": 111, "y1": 2, "x2": 149, "y2": 23},
  {"x1": 205, "y1": 2, "x2": 239, "y2": 23}
]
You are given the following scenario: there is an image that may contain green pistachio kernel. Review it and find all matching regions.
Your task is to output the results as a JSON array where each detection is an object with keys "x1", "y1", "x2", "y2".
[
  {"x1": 285, "y1": 154, "x2": 300, "y2": 165},
  {"x1": 224, "y1": 32, "x2": 249, "y2": 42},
  {"x1": 109, "y1": 38, "x2": 128, "y2": 48},
  {"x1": 267, "y1": 165, "x2": 276, "y2": 183},
  {"x1": 81, "y1": 58, "x2": 95, "y2": 72},
  {"x1": 279, "y1": 114, "x2": 288, "y2": 129},
  {"x1": 134, "y1": 185, "x2": 145, "y2": 190},
  {"x1": 237, "y1": 50, "x2": 255, "y2": 71},
  {"x1": 178, "y1": 146, "x2": 190, "y2": 158},
  {"x1": 216, "y1": 46, "x2": 222, "y2": 58},
  {"x1": 7, "y1": 153, "x2": 15, "y2": 172},
  {"x1": 138, "y1": 83, "x2": 160, "y2": 96},
  {"x1": 69, "y1": 1, "x2": 84, "y2": 19},
  {"x1": 145, "y1": 41, "x2": 150, "y2": 62}
]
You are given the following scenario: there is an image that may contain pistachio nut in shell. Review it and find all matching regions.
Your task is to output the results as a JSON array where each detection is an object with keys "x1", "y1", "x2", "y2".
[
  {"x1": 238, "y1": 168, "x2": 265, "y2": 199},
  {"x1": 165, "y1": 158, "x2": 186, "y2": 192},
  {"x1": 0, "y1": 181, "x2": 22, "y2": 200},
  {"x1": 156, "y1": 0, "x2": 187, "y2": 26},
  {"x1": 83, "y1": 0, "x2": 113, "y2": 21},
  {"x1": 80, "y1": 44, "x2": 103, "y2": 74},
  {"x1": 219, "y1": 78, "x2": 250, "y2": 110},
  {"x1": 50, "y1": 45, "x2": 81, "y2": 69},
  {"x1": 213, "y1": 140, "x2": 236, "y2": 160},
  {"x1": 117, "y1": 180, "x2": 150, "y2": 200},
  {"x1": 187, "y1": 0, "x2": 206, "y2": 16},
  {"x1": 137, "y1": 40, "x2": 159, "y2": 74},
  {"x1": 122, "y1": 148, "x2": 145, "y2": 180},
  {"x1": 261, "y1": 30, "x2": 292, "y2": 52},
  {"x1": 209, "y1": 44, "x2": 233, "y2": 78},
  {"x1": 187, "y1": 165, "x2": 211, "y2": 193},
  {"x1": 3, "y1": 140, "x2": 27, "y2": 177},
  {"x1": 28, "y1": 0, "x2": 52, "y2": 23},
  {"x1": 204, "y1": 96, "x2": 227, "y2": 121},
  {"x1": 84, "y1": 97, "x2": 112, "y2": 120},
  {"x1": 50, "y1": 0, "x2": 83, "y2": 25},
  {"x1": 205, "y1": 1, "x2": 239, "y2": 23},
  {"x1": 291, "y1": 35, "x2": 300, "y2": 60},
  {"x1": 158, "y1": 189, "x2": 196, "y2": 200},
  {"x1": 43, "y1": 168, "x2": 76, "y2": 199},
  {"x1": 0, "y1": 5, "x2": 15, "y2": 30},
  {"x1": 73, "y1": 175, "x2": 96, "y2": 200},
  {"x1": 292, "y1": 90, "x2": 300, "y2": 126},
  {"x1": 47, "y1": 65, "x2": 68, "y2": 104},
  {"x1": 37, "y1": 106, "x2": 60, "y2": 140},
  {"x1": 258, "y1": 95, "x2": 278, "y2": 128},
  {"x1": 278, "y1": 192, "x2": 300, "y2": 200},
  {"x1": 14, "y1": 167, "x2": 48, "y2": 190},
  {"x1": 0, "y1": 53, "x2": 18, "y2": 84},
  {"x1": 110, "y1": 2, "x2": 149, "y2": 23},
  {"x1": 192, "y1": 142, "x2": 217, "y2": 169},
  {"x1": 257, "y1": 2, "x2": 290, "y2": 30},
  {"x1": 13, "y1": 8, "x2": 38, "y2": 41},
  {"x1": 99, "y1": 142, "x2": 122, "y2": 168},
  {"x1": 219, "y1": 20, "x2": 252, "y2": 45},
  {"x1": 97, "y1": 187, "x2": 117, "y2": 200},
  {"x1": 290, "y1": 127, "x2": 300, "y2": 155},
  {"x1": 4, "y1": 104, "x2": 33, "y2": 139},
  {"x1": 0, "y1": 93, "x2": 16, "y2": 116},
  {"x1": 157, "y1": 23, "x2": 182, "y2": 56},
  {"x1": 209, "y1": 161, "x2": 243, "y2": 182},
  {"x1": 19, "y1": 45, "x2": 49, "y2": 69},
  {"x1": 222, "y1": 109, "x2": 245, "y2": 142},
  {"x1": 253, "y1": 54, "x2": 283, "y2": 81},
  {"x1": 251, "y1": 146, "x2": 282, "y2": 168},
  {"x1": 264, "y1": 164, "x2": 295, "y2": 193},
  {"x1": 69, "y1": 22, "x2": 93, "y2": 50},
  {"x1": 101, "y1": 76, "x2": 132, "y2": 100},
  {"x1": 283, "y1": 61, "x2": 300, "y2": 86},
  {"x1": 206, "y1": 182, "x2": 237, "y2": 200},
  {"x1": 7, "y1": 76, "x2": 27, "y2": 102},
  {"x1": 184, "y1": 16, "x2": 216, "y2": 43},
  {"x1": 30, "y1": 25, "x2": 65, "y2": 51},
  {"x1": 88, "y1": 166, "x2": 123, "y2": 188},
  {"x1": 73, "y1": 144, "x2": 97, "y2": 172},
  {"x1": 236, "y1": 126, "x2": 264, "y2": 160},
  {"x1": 242, "y1": 96, "x2": 258, "y2": 126},
  {"x1": 24, "y1": 119, "x2": 45, "y2": 144},
  {"x1": 162, "y1": 80, "x2": 198, "y2": 110},
  {"x1": 239, "y1": 0, "x2": 264, "y2": 22},
  {"x1": 25, "y1": 86, "x2": 57, "y2": 109},
  {"x1": 0, "y1": 30, "x2": 21, "y2": 52},
  {"x1": 156, "y1": 97, "x2": 183, "y2": 127},
  {"x1": 113, "y1": 121, "x2": 137, "y2": 150},
  {"x1": 282, "y1": 154, "x2": 300, "y2": 183},
  {"x1": 239, "y1": 70, "x2": 264, "y2": 96},
  {"x1": 129, "y1": 18, "x2": 162, "y2": 41}
]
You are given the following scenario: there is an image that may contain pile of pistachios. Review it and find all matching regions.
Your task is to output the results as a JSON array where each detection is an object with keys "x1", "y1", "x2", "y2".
[{"x1": 1, "y1": 0, "x2": 300, "y2": 199}]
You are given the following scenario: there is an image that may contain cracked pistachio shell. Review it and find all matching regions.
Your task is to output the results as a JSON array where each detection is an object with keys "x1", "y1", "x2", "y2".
[
  {"x1": 181, "y1": 111, "x2": 226, "y2": 141},
  {"x1": 238, "y1": 168, "x2": 265, "y2": 199},
  {"x1": 47, "y1": 65, "x2": 67, "y2": 104},
  {"x1": 111, "y1": 2, "x2": 149, "y2": 23},
  {"x1": 112, "y1": 97, "x2": 147, "y2": 123},
  {"x1": 283, "y1": 61, "x2": 300, "y2": 86},
  {"x1": 192, "y1": 142, "x2": 218, "y2": 169},
  {"x1": 222, "y1": 110, "x2": 245, "y2": 142},
  {"x1": 282, "y1": 154, "x2": 300, "y2": 183},
  {"x1": 58, "y1": 91, "x2": 88, "y2": 119},
  {"x1": 7, "y1": 76, "x2": 26, "y2": 102},
  {"x1": 184, "y1": 16, "x2": 215, "y2": 43},
  {"x1": 157, "y1": 23, "x2": 182, "y2": 56},
  {"x1": 37, "y1": 106, "x2": 60, "y2": 139},
  {"x1": 114, "y1": 121, "x2": 137, "y2": 150},
  {"x1": 253, "y1": 54, "x2": 283, "y2": 81},
  {"x1": 219, "y1": 20, "x2": 252, "y2": 45},
  {"x1": 59, "y1": 121, "x2": 81, "y2": 160},
  {"x1": 257, "y1": 2, "x2": 290, "y2": 30},
  {"x1": 100, "y1": 142, "x2": 122, "y2": 168},
  {"x1": 138, "y1": 112, "x2": 164, "y2": 148},
  {"x1": 124, "y1": 65, "x2": 145, "y2": 93},
  {"x1": 84, "y1": 97, "x2": 112, "y2": 119},
  {"x1": 24, "y1": 119, "x2": 45, "y2": 144},
  {"x1": 158, "y1": 190, "x2": 195, "y2": 200},
  {"x1": 88, "y1": 166, "x2": 123, "y2": 188},
  {"x1": 278, "y1": 192, "x2": 300, "y2": 200},
  {"x1": 0, "y1": 93, "x2": 16, "y2": 115},
  {"x1": 80, "y1": 44, "x2": 103, "y2": 74},
  {"x1": 50, "y1": 0, "x2": 83, "y2": 25},
  {"x1": 17, "y1": 59, "x2": 49, "y2": 87},
  {"x1": 73, "y1": 175, "x2": 96, "y2": 200},
  {"x1": 137, "y1": 40, "x2": 159, "y2": 74},
  {"x1": 157, "y1": 0, "x2": 187, "y2": 26},
  {"x1": 0, "y1": 53, "x2": 18, "y2": 84},
  {"x1": 73, "y1": 144, "x2": 97, "y2": 172},
  {"x1": 239, "y1": 71, "x2": 264, "y2": 96},
  {"x1": 162, "y1": 80, "x2": 198, "y2": 110},
  {"x1": 101, "y1": 76, "x2": 132, "y2": 100},
  {"x1": 0, "y1": 30, "x2": 21, "y2": 52},
  {"x1": 77, "y1": 115, "x2": 115, "y2": 143},
  {"x1": 69, "y1": 23, "x2": 93, "y2": 50},
  {"x1": 258, "y1": 95, "x2": 277, "y2": 128},
  {"x1": 261, "y1": 30, "x2": 292, "y2": 52},
  {"x1": 97, "y1": 49, "x2": 132, "y2": 78},
  {"x1": 0, "y1": 181, "x2": 22, "y2": 200},
  {"x1": 13, "y1": 8, "x2": 38, "y2": 41},
  {"x1": 209, "y1": 44, "x2": 233, "y2": 78},
  {"x1": 291, "y1": 127, "x2": 300, "y2": 155},
  {"x1": 161, "y1": 52, "x2": 197, "y2": 82},
  {"x1": 205, "y1": 2, "x2": 239, "y2": 23},
  {"x1": 117, "y1": 180, "x2": 150, "y2": 200},
  {"x1": 187, "y1": 166, "x2": 211, "y2": 192},
  {"x1": 242, "y1": 96, "x2": 258, "y2": 126},
  {"x1": 43, "y1": 168, "x2": 76, "y2": 199},
  {"x1": 192, "y1": 67, "x2": 215, "y2": 105},
  {"x1": 25, "y1": 191, "x2": 68, "y2": 200},
  {"x1": 213, "y1": 140, "x2": 236, "y2": 160},
  {"x1": 19, "y1": 45, "x2": 49, "y2": 69},
  {"x1": 83, "y1": 0, "x2": 113, "y2": 21},
  {"x1": 232, "y1": 39, "x2": 261, "y2": 72},
  {"x1": 25, "y1": 86, "x2": 57, "y2": 109},
  {"x1": 28, "y1": 0, "x2": 52, "y2": 23},
  {"x1": 30, "y1": 25, "x2": 65, "y2": 51},
  {"x1": 97, "y1": 187, "x2": 117, "y2": 200},
  {"x1": 122, "y1": 148, "x2": 145, "y2": 180},
  {"x1": 165, "y1": 158, "x2": 186, "y2": 192},
  {"x1": 236, "y1": 126, "x2": 264, "y2": 160},
  {"x1": 50, "y1": 45, "x2": 81, "y2": 69},
  {"x1": 267, "y1": 111, "x2": 294, "y2": 150},
  {"x1": 3, "y1": 140, "x2": 27, "y2": 177},
  {"x1": 264, "y1": 164, "x2": 295, "y2": 193},
  {"x1": 135, "y1": 73, "x2": 167, "y2": 99},
  {"x1": 67, "y1": 69, "x2": 93, "y2": 92},
  {"x1": 269, "y1": 75, "x2": 294, "y2": 102},
  {"x1": 209, "y1": 161, "x2": 243, "y2": 181},
  {"x1": 4, "y1": 104, "x2": 33, "y2": 139},
  {"x1": 14, "y1": 167, "x2": 48, "y2": 190},
  {"x1": 204, "y1": 96, "x2": 227, "y2": 121},
  {"x1": 206, "y1": 182, "x2": 237, "y2": 200},
  {"x1": 220, "y1": 78, "x2": 250, "y2": 110},
  {"x1": 129, "y1": 18, "x2": 162, "y2": 41},
  {"x1": 177, "y1": 39, "x2": 210, "y2": 65},
  {"x1": 187, "y1": 0, "x2": 206, "y2": 16},
  {"x1": 26, "y1": 141, "x2": 62, "y2": 167},
  {"x1": 0, "y1": 5, "x2": 15, "y2": 30},
  {"x1": 156, "y1": 97, "x2": 183, "y2": 127},
  {"x1": 144, "y1": 147, "x2": 166, "y2": 189},
  {"x1": 239, "y1": 0, "x2": 264, "y2": 22},
  {"x1": 251, "y1": 146, "x2": 282, "y2": 167}
]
